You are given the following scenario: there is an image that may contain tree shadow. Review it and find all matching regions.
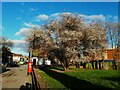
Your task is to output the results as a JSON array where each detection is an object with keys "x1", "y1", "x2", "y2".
[
  {"x1": 1, "y1": 68, "x2": 10, "y2": 73},
  {"x1": 40, "y1": 68, "x2": 113, "y2": 89},
  {"x1": 19, "y1": 72, "x2": 40, "y2": 90},
  {"x1": 48, "y1": 67, "x2": 64, "y2": 71},
  {"x1": 101, "y1": 76, "x2": 120, "y2": 89},
  {"x1": 19, "y1": 82, "x2": 31, "y2": 90},
  {"x1": 5, "y1": 69, "x2": 10, "y2": 72},
  {"x1": 102, "y1": 76, "x2": 120, "y2": 82},
  {"x1": 53, "y1": 67, "x2": 64, "y2": 71}
]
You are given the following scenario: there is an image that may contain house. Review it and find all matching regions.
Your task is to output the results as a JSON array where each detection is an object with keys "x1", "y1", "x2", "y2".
[
  {"x1": 104, "y1": 48, "x2": 120, "y2": 62},
  {"x1": 2, "y1": 46, "x2": 13, "y2": 64},
  {"x1": 12, "y1": 53, "x2": 23, "y2": 62}
]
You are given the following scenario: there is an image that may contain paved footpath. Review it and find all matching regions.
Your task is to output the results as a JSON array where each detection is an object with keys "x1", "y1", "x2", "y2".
[{"x1": 1, "y1": 65, "x2": 32, "y2": 90}]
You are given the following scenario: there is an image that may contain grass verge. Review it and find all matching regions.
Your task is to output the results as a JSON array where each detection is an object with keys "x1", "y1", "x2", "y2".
[{"x1": 38, "y1": 67, "x2": 120, "y2": 89}]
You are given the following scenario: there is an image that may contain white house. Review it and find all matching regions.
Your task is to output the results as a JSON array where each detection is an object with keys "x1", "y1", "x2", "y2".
[
  {"x1": 32, "y1": 57, "x2": 38, "y2": 65},
  {"x1": 13, "y1": 53, "x2": 23, "y2": 62}
]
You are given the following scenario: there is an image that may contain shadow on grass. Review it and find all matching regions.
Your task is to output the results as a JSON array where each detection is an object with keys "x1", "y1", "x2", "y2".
[
  {"x1": 39, "y1": 67, "x2": 112, "y2": 89},
  {"x1": 102, "y1": 76, "x2": 120, "y2": 89},
  {"x1": 102, "y1": 76, "x2": 120, "y2": 82},
  {"x1": 50, "y1": 67, "x2": 64, "y2": 71},
  {"x1": 102, "y1": 70, "x2": 120, "y2": 88}
]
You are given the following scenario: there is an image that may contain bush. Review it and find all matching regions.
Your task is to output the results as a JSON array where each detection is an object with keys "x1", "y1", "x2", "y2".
[{"x1": 86, "y1": 63, "x2": 92, "y2": 69}]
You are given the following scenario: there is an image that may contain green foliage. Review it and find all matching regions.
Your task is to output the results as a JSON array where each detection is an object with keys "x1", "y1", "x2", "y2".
[
  {"x1": 86, "y1": 63, "x2": 92, "y2": 69},
  {"x1": 32, "y1": 50, "x2": 39, "y2": 57}
]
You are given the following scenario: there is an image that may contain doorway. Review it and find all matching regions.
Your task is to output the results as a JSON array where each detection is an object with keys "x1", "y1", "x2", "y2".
[{"x1": 33, "y1": 59, "x2": 36, "y2": 65}]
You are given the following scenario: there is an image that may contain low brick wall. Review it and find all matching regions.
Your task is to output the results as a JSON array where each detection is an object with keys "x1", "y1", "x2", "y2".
[
  {"x1": 32, "y1": 67, "x2": 48, "y2": 89},
  {"x1": 83, "y1": 60, "x2": 118, "y2": 70}
]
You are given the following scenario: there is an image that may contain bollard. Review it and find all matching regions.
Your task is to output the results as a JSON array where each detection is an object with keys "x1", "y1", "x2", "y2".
[{"x1": 27, "y1": 61, "x2": 32, "y2": 75}]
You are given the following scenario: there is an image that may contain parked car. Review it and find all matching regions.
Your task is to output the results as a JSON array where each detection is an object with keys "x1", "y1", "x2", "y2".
[
  {"x1": 2, "y1": 65, "x2": 6, "y2": 73},
  {"x1": 19, "y1": 61, "x2": 24, "y2": 65},
  {"x1": 19, "y1": 58, "x2": 25, "y2": 65},
  {"x1": 6, "y1": 62, "x2": 20, "y2": 67},
  {"x1": 24, "y1": 60, "x2": 28, "y2": 64},
  {"x1": 0, "y1": 62, "x2": 6, "y2": 73}
]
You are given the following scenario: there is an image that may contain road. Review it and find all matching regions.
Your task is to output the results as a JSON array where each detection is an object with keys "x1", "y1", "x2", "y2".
[{"x1": 2, "y1": 65, "x2": 32, "y2": 90}]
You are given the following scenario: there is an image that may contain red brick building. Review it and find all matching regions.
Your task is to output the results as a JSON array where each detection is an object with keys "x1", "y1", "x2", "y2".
[{"x1": 104, "y1": 48, "x2": 120, "y2": 62}]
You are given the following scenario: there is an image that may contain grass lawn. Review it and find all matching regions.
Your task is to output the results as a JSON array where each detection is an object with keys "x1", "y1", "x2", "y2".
[{"x1": 38, "y1": 67, "x2": 120, "y2": 89}]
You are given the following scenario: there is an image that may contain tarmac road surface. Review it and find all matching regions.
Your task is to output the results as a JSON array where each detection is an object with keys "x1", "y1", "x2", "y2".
[{"x1": 1, "y1": 65, "x2": 32, "y2": 89}]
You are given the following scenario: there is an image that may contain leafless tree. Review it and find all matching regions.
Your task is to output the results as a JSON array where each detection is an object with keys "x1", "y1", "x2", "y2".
[
  {"x1": 105, "y1": 22, "x2": 120, "y2": 49},
  {"x1": 0, "y1": 36, "x2": 13, "y2": 49},
  {"x1": 105, "y1": 22, "x2": 120, "y2": 69},
  {"x1": 0, "y1": 36, "x2": 13, "y2": 64}
]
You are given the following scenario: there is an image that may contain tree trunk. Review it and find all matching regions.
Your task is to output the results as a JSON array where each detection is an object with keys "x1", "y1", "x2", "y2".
[
  {"x1": 99, "y1": 60, "x2": 101, "y2": 69},
  {"x1": 83, "y1": 63, "x2": 86, "y2": 68},
  {"x1": 95, "y1": 60, "x2": 98, "y2": 69},
  {"x1": 91, "y1": 60, "x2": 94, "y2": 69},
  {"x1": 113, "y1": 60, "x2": 117, "y2": 70},
  {"x1": 61, "y1": 61, "x2": 69, "y2": 71}
]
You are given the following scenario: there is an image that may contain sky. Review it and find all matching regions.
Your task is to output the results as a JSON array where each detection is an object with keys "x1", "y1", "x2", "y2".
[{"x1": 2, "y1": 2, "x2": 119, "y2": 56}]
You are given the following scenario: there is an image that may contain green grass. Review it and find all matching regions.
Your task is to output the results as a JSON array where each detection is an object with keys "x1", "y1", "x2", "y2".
[{"x1": 38, "y1": 67, "x2": 120, "y2": 89}]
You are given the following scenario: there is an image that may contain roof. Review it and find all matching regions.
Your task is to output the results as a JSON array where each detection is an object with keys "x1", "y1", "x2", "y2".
[{"x1": 13, "y1": 53, "x2": 23, "y2": 57}]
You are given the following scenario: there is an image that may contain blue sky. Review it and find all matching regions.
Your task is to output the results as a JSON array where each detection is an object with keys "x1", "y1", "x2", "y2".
[{"x1": 2, "y1": 2, "x2": 118, "y2": 56}]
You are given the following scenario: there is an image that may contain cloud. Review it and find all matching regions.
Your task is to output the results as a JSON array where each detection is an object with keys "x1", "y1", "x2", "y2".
[
  {"x1": 113, "y1": 16, "x2": 118, "y2": 22},
  {"x1": 15, "y1": 28, "x2": 31, "y2": 37},
  {"x1": 62, "y1": 12, "x2": 73, "y2": 15},
  {"x1": 24, "y1": 22, "x2": 37, "y2": 27},
  {"x1": 29, "y1": 8, "x2": 37, "y2": 12},
  {"x1": 50, "y1": 12, "x2": 105, "y2": 22},
  {"x1": 35, "y1": 12, "x2": 106, "y2": 23},
  {"x1": 0, "y1": 25, "x2": 4, "y2": 30},
  {"x1": 50, "y1": 12, "x2": 74, "y2": 21},
  {"x1": 12, "y1": 39, "x2": 27, "y2": 46},
  {"x1": 35, "y1": 14, "x2": 49, "y2": 21},
  {"x1": 106, "y1": 15, "x2": 118, "y2": 22},
  {"x1": 0, "y1": 25, "x2": 2, "y2": 30},
  {"x1": 15, "y1": 23, "x2": 41, "y2": 37},
  {"x1": 24, "y1": 22, "x2": 41, "y2": 29},
  {"x1": 50, "y1": 13, "x2": 60, "y2": 17},
  {"x1": 11, "y1": 39, "x2": 28, "y2": 55},
  {"x1": 50, "y1": 12, "x2": 73, "y2": 17},
  {"x1": 79, "y1": 14, "x2": 106, "y2": 22},
  {"x1": 50, "y1": 12, "x2": 73, "y2": 18}
]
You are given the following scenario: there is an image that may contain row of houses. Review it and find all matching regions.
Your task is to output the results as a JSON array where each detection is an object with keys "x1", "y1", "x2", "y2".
[
  {"x1": 30, "y1": 47, "x2": 120, "y2": 67},
  {"x1": 12, "y1": 53, "x2": 28, "y2": 62},
  {"x1": 2, "y1": 51, "x2": 28, "y2": 64}
]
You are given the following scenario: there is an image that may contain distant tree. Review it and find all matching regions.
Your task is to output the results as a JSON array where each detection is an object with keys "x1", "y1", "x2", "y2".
[
  {"x1": 0, "y1": 36, "x2": 13, "y2": 64},
  {"x1": 105, "y1": 22, "x2": 120, "y2": 49},
  {"x1": 78, "y1": 22, "x2": 107, "y2": 69},
  {"x1": 25, "y1": 28, "x2": 51, "y2": 58},
  {"x1": 105, "y1": 22, "x2": 120, "y2": 69},
  {"x1": 0, "y1": 37, "x2": 13, "y2": 48}
]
